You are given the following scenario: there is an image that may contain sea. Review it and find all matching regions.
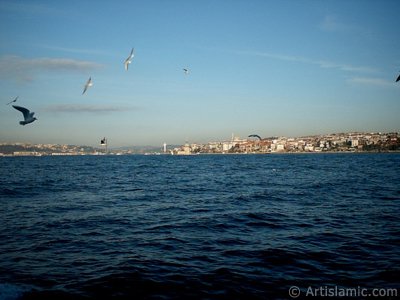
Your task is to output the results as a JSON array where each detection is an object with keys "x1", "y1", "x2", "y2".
[{"x1": 0, "y1": 153, "x2": 399, "y2": 299}]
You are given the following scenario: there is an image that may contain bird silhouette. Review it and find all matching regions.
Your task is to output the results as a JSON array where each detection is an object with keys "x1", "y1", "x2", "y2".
[
  {"x1": 82, "y1": 77, "x2": 93, "y2": 94},
  {"x1": 124, "y1": 48, "x2": 135, "y2": 71},
  {"x1": 12, "y1": 105, "x2": 37, "y2": 125}
]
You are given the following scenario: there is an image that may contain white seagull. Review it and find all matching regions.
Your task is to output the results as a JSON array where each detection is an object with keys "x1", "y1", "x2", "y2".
[
  {"x1": 12, "y1": 105, "x2": 37, "y2": 125},
  {"x1": 82, "y1": 77, "x2": 93, "y2": 95},
  {"x1": 183, "y1": 68, "x2": 189, "y2": 75},
  {"x1": 124, "y1": 48, "x2": 135, "y2": 71},
  {"x1": 6, "y1": 96, "x2": 18, "y2": 105}
]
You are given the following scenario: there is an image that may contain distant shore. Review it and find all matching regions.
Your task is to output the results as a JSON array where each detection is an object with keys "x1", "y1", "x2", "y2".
[
  {"x1": 1, "y1": 131, "x2": 399, "y2": 156},
  {"x1": 2, "y1": 150, "x2": 400, "y2": 157}
]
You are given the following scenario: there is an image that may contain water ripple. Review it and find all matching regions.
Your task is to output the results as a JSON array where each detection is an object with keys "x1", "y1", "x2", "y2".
[{"x1": 0, "y1": 154, "x2": 399, "y2": 299}]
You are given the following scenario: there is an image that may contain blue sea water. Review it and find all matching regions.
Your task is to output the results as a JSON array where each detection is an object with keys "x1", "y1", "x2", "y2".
[{"x1": 0, "y1": 154, "x2": 399, "y2": 299}]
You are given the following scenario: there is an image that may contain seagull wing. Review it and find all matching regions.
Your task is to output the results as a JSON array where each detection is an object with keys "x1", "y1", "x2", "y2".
[
  {"x1": 6, "y1": 96, "x2": 18, "y2": 105},
  {"x1": 396, "y1": 74, "x2": 400, "y2": 82},
  {"x1": 12, "y1": 105, "x2": 30, "y2": 119},
  {"x1": 124, "y1": 48, "x2": 134, "y2": 70},
  {"x1": 82, "y1": 77, "x2": 92, "y2": 94}
]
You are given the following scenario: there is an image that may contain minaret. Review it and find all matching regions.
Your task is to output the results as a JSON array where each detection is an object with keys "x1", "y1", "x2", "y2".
[{"x1": 163, "y1": 142, "x2": 167, "y2": 153}]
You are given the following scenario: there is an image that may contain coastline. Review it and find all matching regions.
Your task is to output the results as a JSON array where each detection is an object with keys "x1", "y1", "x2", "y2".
[{"x1": 2, "y1": 150, "x2": 400, "y2": 157}]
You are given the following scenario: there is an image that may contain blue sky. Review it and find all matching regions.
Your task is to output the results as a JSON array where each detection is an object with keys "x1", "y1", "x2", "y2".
[{"x1": 1, "y1": 0, "x2": 399, "y2": 147}]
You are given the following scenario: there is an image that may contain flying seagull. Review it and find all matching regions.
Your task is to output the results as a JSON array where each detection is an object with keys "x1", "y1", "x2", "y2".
[
  {"x1": 248, "y1": 134, "x2": 262, "y2": 140},
  {"x1": 183, "y1": 68, "x2": 189, "y2": 75},
  {"x1": 82, "y1": 77, "x2": 93, "y2": 94},
  {"x1": 396, "y1": 73, "x2": 400, "y2": 82},
  {"x1": 6, "y1": 96, "x2": 18, "y2": 105},
  {"x1": 12, "y1": 105, "x2": 37, "y2": 125},
  {"x1": 124, "y1": 48, "x2": 135, "y2": 71}
]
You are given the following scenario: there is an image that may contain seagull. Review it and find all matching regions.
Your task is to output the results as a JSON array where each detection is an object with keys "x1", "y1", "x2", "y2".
[
  {"x1": 12, "y1": 105, "x2": 37, "y2": 125},
  {"x1": 396, "y1": 73, "x2": 400, "y2": 82},
  {"x1": 124, "y1": 48, "x2": 135, "y2": 71},
  {"x1": 82, "y1": 77, "x2": 93, "y2": 94},
  {"x1": 6, "y1": 96, "x2": 18, "y2": 105},
  {"x1": 183, "y1": 68, "x2": 189, "y2": 75}
]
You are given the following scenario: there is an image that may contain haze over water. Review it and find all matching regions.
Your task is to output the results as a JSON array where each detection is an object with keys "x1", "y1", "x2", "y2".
[{"x1": 0, "y1": 154, "x2": 399, "y2": 299}]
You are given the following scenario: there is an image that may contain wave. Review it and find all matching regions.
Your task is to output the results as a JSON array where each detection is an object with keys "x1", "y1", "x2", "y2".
[{"x1": 1, "y1": 154, "x2": 399, "y2": 299}]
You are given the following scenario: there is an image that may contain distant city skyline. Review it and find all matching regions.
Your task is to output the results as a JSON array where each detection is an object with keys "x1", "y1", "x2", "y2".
[
  {"x1": 1, "y1": 131, "x2": 398, "y2": 156},
  {"x1": 1, "y1": 0, "x2": 399, "y2": 147}
]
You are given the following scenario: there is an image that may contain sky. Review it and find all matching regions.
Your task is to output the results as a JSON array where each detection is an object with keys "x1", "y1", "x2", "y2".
[{"x1": 0, "y1": 0, "x2": 399, "y2": 147}]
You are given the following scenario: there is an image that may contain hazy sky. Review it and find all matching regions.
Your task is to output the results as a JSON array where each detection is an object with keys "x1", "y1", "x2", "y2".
[{"x1": 1, "y1": 0, "x2": 399, "y2": 147}]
